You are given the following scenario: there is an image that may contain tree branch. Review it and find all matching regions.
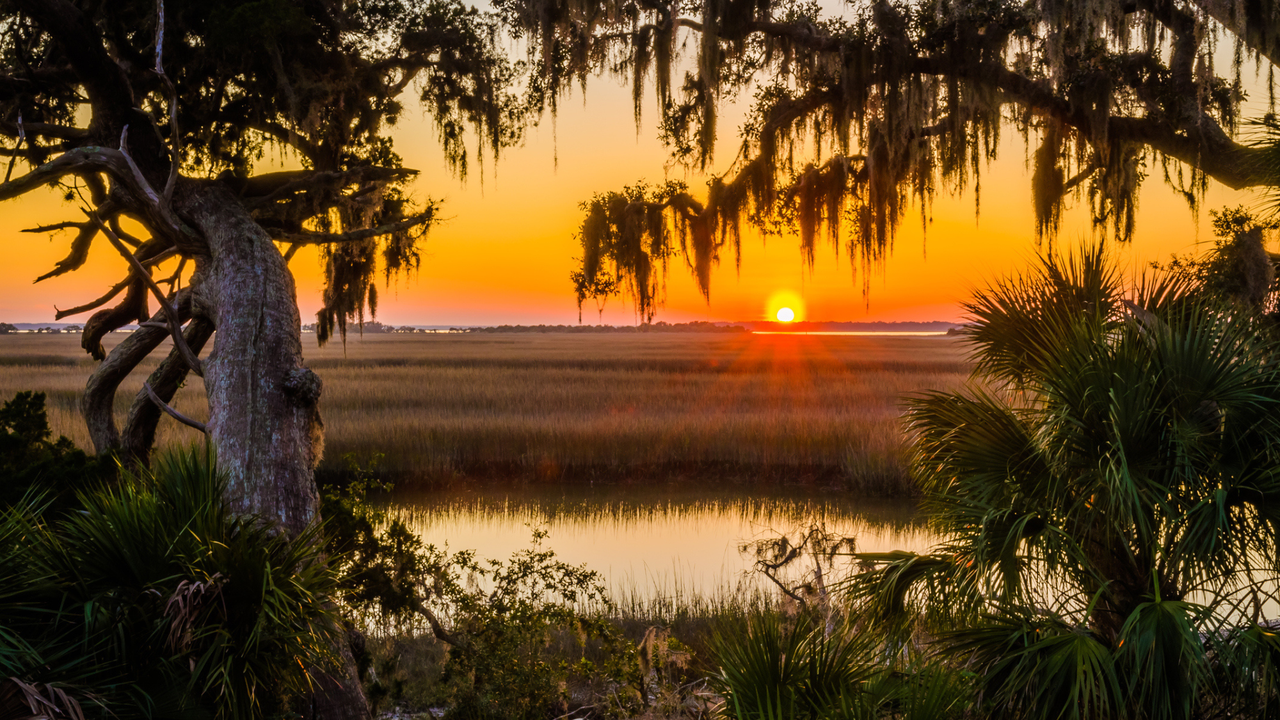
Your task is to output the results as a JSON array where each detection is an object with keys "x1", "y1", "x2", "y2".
[
  {"x1": 269, "y1": 210, "x2": 435, "y2": 246},
  {"x1": 81, "y1": 304, "x2": 178, "y2": 454},
  {"x1": 142, "y1": 381, "x2": 207, "y2": 434},
  {"x1": 0, "y1": 144, "x2": 194, "y2": 244},
  {"x1": 56, "y1": 278, "x2": 130, "y2": 321},
  {"x1": 240, "y1": 167, "x2": 418, "y2": 207},
  {"x1": 123, "y1": 315, "x2": 214, "y2": 461},
  {"x1": 0, "y1": 119, "x2": 88, "y2": 141},
  {"x1": 90, "y1": 211, "x2": 203, "y2": 377}
]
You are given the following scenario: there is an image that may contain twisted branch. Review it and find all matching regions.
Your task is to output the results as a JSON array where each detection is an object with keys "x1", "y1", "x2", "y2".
[
  {"x1": 142, "y1": 381, "x2": 207, "y2": 434},
  {"x1": 90, "y1": 210, "x2": 203, "y2": 377}
]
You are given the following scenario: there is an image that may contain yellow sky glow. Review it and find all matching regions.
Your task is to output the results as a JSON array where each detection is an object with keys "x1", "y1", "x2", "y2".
[{"x1": 0, "y1": 81, "x2": 1267, "y2": 326}]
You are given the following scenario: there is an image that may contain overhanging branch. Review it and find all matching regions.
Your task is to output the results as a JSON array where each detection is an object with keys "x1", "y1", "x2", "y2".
[{"x1": 269, "y1": 210, "x2": 435, "y2": 246}]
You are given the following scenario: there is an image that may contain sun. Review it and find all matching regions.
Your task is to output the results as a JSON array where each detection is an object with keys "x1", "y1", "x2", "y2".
[{"x1": 765, "y1": 290, "x2": 805, "y2": 323}]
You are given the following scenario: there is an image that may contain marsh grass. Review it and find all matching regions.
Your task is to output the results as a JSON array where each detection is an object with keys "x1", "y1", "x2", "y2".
[{"x1": 0, "y1": 332, "x2": 968, "y2": 492}]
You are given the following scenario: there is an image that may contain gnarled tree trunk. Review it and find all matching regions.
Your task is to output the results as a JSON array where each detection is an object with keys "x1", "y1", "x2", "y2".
[
  {"x1": 175, "y1": 181, "x2": 369, "y2": 720},
  {"x1": 177, "y1": 182, "x2": 324, "y2": 535}
]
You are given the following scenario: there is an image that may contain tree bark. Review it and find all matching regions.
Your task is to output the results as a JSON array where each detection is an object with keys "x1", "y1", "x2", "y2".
[
  {"x1": 176, "y1": 181, "x2": 323, "y2": 535},
  {"x1": 175, "y1": 181, "x2": 370, "y2": 720}
]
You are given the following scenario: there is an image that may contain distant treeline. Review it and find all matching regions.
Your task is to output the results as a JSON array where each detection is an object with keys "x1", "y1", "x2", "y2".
[
  {"x1": 297, "y1": 321, "x2": 752, "y2": 334},
  {"x1": 463, "y1": 321, "x2": 750, "y2": 334},
  {"x1": 745, "y1": 320, "x2": 961, "y2": 332},
  {"x1": 0, "y1": 323, "x2": 82, "y2": 335}
]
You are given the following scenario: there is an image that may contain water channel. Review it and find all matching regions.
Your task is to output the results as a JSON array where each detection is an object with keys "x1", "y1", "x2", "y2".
[{"x1": 392, "y1": 484, "x2": 936, "y2": 605}]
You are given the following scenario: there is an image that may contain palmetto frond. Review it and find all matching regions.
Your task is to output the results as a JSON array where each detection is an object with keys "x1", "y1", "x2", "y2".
[{"x1": 849, "y1": 246, "x2": 1280, "y2": 717}]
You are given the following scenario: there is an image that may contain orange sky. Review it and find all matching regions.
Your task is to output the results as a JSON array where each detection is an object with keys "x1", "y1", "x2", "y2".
[{"x1": 0, "y1": 79, "x2": 1267, "y2": 327}]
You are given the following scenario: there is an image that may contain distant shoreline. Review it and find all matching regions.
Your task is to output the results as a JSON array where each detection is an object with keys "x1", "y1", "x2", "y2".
[{"x1": 1, "y1": 320, "x2": 965, "y2": 334}]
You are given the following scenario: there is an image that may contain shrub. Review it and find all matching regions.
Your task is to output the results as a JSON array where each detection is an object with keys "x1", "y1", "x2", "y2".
[
  {"x1": 0, "y1": 446, "x2": 340, "y2": 719},
  {"x1": 848, "y1": 247, "x2": 1280, "y2": 719}
]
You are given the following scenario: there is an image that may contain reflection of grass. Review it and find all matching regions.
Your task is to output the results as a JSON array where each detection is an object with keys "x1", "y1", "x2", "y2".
[
  {"x1": 392, "y1": 486, "x2": 923, "y2": 532},
  {"x1": 0, "y1": 332, "x2": 969, "y2": 492}
]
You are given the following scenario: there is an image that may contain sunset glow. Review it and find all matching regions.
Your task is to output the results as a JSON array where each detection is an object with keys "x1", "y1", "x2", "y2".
[
  {"x1": 0, "y1": 84, "x2": 1267, "y2": 326},
  {"x1": 765, "y1": 290, "x2": 806, "y2": 323}
]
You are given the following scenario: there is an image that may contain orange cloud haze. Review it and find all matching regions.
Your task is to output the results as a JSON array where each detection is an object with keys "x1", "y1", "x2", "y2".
[{"x1": 0, "y1": 81, "x2": 1265, "y2": 327}]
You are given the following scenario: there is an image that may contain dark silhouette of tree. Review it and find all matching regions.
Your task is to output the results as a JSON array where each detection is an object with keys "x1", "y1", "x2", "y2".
[
  {"x1": 0, "y1": 1, "x2": 526, "y2": 715},
  {"x1": 0, "y1": 0, "x2": 523, "y2": 522},
  {"x1": 498, "y1": 0, "x2": 1280, "y2": 318}
]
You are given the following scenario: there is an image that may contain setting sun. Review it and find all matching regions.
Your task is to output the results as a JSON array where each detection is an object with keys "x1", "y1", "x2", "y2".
[{"x1": 765, "y1": 290, "x2": 805, "y2": 323}]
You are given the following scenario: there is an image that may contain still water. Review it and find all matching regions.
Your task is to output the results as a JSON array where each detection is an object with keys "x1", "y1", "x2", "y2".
[{"x1": 392, "y1": 485, "x2": 936, "y2": 602}]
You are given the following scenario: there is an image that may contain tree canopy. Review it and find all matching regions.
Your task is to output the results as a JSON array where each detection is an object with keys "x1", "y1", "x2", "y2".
[
  {"x1": 0, "y1": 0, "x2": 530, "y2": 538},
  {"x1": 1, "y1": 0, "x2": 525, "y2": 343},
  {"x1": 498, "y1": 0, "x2": 1280, "y2": 318},
  {"x1": 1, "y1": 2, "x2": 533, "y2": 716}
]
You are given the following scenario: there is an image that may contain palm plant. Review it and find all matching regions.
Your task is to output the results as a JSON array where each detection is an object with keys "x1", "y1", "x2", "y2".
[
  {"x1": 0, "y1": 446, "x2": 339, "y2": 719},
  {"x1": 846, "y1": 246, "x2": 1280, "y2": 720},
  {"x1": 710, "y1": 611, "x2": 970, "y2": 720}
]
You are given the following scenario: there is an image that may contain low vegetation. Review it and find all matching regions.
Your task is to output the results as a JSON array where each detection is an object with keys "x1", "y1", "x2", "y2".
[
  {"x1": 0, "y1": 402, "x2": 339, "y2": 718},
  {"x1": 0, "y1": 332, "x2": 967, "y2": 494},
  {"x1": 8, "y1": 224, "x2": 1280, "y2": 719}
]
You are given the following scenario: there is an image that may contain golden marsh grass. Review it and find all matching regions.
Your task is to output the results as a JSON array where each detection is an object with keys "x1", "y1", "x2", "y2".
[{"x1": 0, "y1": 331, "x2": 970, "y2": 491}]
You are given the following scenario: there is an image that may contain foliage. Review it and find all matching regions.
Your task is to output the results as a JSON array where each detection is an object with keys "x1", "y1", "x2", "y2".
[
  {"x1": 0, "y1": 445, "x2": 340, "y2": 719},
  {"x1": 495, "y1": 0, "x2": 1280, "y2": 314},
  {"x1": 321, "y1": 457, "x2": 643, "y2": 718},
  {"x1": 846, "y1": 245, "x2": 1280, "y2": 719},
  {"x1": 710, "y1": 612, "x2": 969, "y2": 720},
  {"x1": 0, "y1": 390, "x2": 112, "y2": 512},
  {"x1": 711, "y1": 613, "x2": 871, "y2": 720},
  {"x1": 1157, "y1": 206, "x2": 1278, "y2": 312},
  {"x1": 432, "y1": 531, "x2": 641, "y2": 720}
]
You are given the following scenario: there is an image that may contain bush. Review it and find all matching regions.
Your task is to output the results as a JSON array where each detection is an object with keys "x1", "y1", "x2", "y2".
[
  {"x1": 0, "y1": 390, "x2": 111, "y2": 510},
  {"x1": 320, "y1": 455, "x2": 643, "y2": 718},
  {"x1": 0, "y1": 446, "x2": 340, "y2": 719},
  {"x1": 849, "y1": 246, "x2": 1280, "y2": 719}
]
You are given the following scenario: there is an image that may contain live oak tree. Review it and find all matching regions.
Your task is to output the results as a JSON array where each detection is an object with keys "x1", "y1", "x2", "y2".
[
  {"x1": 0, "y1": 2, "x2": 523, "y2": 715},
  {"x1": 0, "y1": 0, "x2": 522, "y2": 529},
  {"x1": 498, "y1": 0, "x2": 1280, "y2": 317}
]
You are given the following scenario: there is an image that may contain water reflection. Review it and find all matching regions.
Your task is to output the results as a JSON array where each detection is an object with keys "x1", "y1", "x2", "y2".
[{"x1": 391, "y1": 485, "x2": 938, "y2": 602}]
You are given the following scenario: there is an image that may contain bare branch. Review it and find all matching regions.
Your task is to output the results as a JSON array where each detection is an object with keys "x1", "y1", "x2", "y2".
[
  {"x1": 270, "y1": 210, "x2": 434, "y2": 246},
  {"x1": 56, "y1": 278, "x2": 130, "y2": 320},
  {"x1": 34, "y1": 221, "x2": 97, "y2": 282},
  {"x1": 90, "y1": 210, "x2": 204, "y2": 377},
  {"x1": 81, "y1": 314, "x2": 170, "y2": 454},
  {"x1": 124, "y1": 317, "x2": 214, "y2": 463},
  {"x1": 155, "y1": 0, "x2": 180, "y2": 203},
  {"x1": 109, "y1": 213, "x2": 146, "y2": 247},
  {"x1": 22, "y1": 221, "x2": 85, "y2": 233},
  {"x1": 118, "y1": 126, "x2": 163, "y2": 208},
  {"x1": 0, "y1": 145, "x2": 195, "y2": 243},
  {"x1": 27, "y1": 200, "x2": 123, "y2": 283},
  {"x1": 143, "y1": 381, "x2": 207, "y2": 434}
]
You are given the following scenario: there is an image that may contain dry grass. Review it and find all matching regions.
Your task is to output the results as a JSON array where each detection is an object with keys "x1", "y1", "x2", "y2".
[{"x1": 0, "y1": 332, "x2": 971, "y2": 492}]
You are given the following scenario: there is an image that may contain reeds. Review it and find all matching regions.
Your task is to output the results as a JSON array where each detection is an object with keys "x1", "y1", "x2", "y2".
[{"x1": 0, "y1": 332, "x2": 969, "y2": 493}]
